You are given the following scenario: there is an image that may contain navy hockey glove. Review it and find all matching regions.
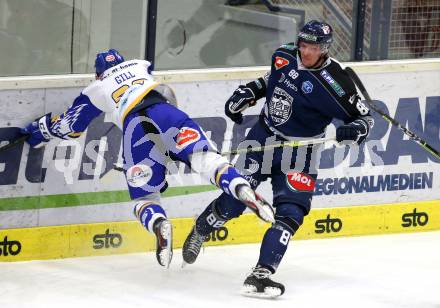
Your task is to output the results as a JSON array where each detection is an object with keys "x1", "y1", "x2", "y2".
[
  {"x1": 336, "y1": 118, "x2": 371, "y2": 145},
  {"x1": 225, "y1": 86, "x2": 256, "y2": 124},
  {"x1": 21, "y1": 113, "x2": 54, "y2": 148}
]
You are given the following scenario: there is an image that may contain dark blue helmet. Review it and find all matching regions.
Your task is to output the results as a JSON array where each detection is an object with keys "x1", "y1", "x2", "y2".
[
  {"x1": 297, "y1": 20, "x2": 333, "y2": 52},
  {"x1": 95, "y1": 49, "x2": 125, "y2": 76}
]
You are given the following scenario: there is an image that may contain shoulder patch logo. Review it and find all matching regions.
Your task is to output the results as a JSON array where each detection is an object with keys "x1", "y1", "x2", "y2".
[
  {"x1": 176, "y1": 127, "x2": 201, "y2": 149},
  {"x1": 274, "y1": 57, "x2": 289, "y2": 70}
]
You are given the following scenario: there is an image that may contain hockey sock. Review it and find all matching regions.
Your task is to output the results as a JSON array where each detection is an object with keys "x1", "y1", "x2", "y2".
[
  {"x1": 135, "y1": 202, "x2": 167, "y2": 233},
  {"x1": 214, "y1": 164, "x2": 249, "y2": 199},
  {"x1": 257, "y1": 220, "x2": 295, "y2": 272}
]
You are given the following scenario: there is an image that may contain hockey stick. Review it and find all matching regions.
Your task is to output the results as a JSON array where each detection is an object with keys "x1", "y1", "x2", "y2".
[
  {"x1": 111, "y1": 136, "x2": 336, "y2": 172},
  {"x1": 345, "y1": 66, "x2": 440, "y2": 160},
  {"x1": 222, "y1": 136, "x2": 336, "y2": 156},
  {"x1": 0, "y1": 135, "x2": 28, "y2": 153}
]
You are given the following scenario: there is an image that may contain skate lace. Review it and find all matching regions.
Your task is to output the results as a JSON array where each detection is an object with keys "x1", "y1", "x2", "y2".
[
  {"x1": 250, "y1": 266, "x2": 272, "y2": 279},
  {"x1": 187, "y1": 228, "x2": 205, "y2": 254}
]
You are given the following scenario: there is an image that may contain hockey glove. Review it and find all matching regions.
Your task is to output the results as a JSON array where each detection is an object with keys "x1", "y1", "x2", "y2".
[
  {"x1": 21, "y1": 113, "x2": 54, "y2": 148},
  {"x1": 225, "y1": 85, "x2": 256, "y2": 124},
  {"x1": 336, "y1": 118, "x2": 371, "y2": 145}
]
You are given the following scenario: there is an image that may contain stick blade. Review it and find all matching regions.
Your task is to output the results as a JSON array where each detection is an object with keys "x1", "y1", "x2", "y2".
[{"x1": 0, "y1": 135, "x2": 28, "y2": 153}]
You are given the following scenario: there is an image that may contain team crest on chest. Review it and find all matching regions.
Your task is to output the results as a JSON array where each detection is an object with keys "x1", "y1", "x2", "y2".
[
  {"x1": 269, "y1": 87, "x2": 293, "y2": 126},
  {"x1": 274, "y1": 57, "x2": 289, "y2": 70}
]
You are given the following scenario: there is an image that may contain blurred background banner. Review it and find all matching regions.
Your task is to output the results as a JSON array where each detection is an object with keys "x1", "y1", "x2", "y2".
[{"x1": 0, "y1": 0, "x2": 439, "y2": 76}]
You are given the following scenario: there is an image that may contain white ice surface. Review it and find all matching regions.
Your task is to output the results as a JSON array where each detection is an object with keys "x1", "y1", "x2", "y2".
[{"x1": 1, "y1": 231, "x2": 439, "y2": 308}]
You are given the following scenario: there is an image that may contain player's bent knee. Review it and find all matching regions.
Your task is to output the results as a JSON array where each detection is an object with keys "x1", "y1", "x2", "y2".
[
  {"x1": 200, "y1": 199, "x2": 228, "y2": 229},
  {"x1": 195, "y1": 196, "x2": 246, "y2": 236},
  {"x1": 274, "y1": 202, "x2": 306, "y2": 235},
  {"x1": 215, "y1": 192, "x2": 247, "y2": 219}
]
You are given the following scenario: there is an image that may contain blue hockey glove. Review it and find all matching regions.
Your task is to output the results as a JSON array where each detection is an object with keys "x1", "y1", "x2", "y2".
[
  {"x1": 225, "y1": 85, "x2": 256, "y2": 124},
  {"x1": 21, "y1": 113, "x2": 54, "y2": 148},
  {"x1": 336, "y1": 118, "x2": 371, "y2": 145}
]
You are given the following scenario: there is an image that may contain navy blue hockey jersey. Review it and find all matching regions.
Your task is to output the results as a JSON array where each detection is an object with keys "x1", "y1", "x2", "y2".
[{"x1": 261, "y1": 44, "x2": 370, "y2": 139}]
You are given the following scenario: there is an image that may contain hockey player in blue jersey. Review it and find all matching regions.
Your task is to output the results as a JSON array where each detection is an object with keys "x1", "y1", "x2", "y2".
[
  {"x1": 182, "y1": 20, "x2": 374, "y2": 297},
  {"x1": 21, "y1": 49, "x2": 275, "y2": 268}
]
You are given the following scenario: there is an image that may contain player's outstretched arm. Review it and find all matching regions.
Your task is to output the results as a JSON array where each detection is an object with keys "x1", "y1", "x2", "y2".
[{"x1": 21, "y1": 94, "x2": 103, "y2": 148}]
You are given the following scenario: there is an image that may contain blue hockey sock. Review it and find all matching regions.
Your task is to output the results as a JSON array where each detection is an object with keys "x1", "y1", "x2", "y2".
[
  {"x1": 135, "y1": 203, "x2": 167, "y2": 233},
  {"x1": 214, "y1": 164, "x2": 249, "y2": 198}
]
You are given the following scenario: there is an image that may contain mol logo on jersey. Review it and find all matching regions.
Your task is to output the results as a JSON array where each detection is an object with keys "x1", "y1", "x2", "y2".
[
  {"x1": 274, "y1": 57, "x2": 289, "y2": 70},
  {"x1": 176, "y1": 127, "x2": 201, "y2": 149},
  {"x1": 286, "y1": 171, "x2": 315, "y2": 192}
]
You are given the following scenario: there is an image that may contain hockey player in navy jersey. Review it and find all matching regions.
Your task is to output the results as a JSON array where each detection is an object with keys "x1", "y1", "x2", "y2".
[
  {"x1": 182, "y1": 20, "x2": 374, "y2": 298},
  {"x1": 20, "y1": 49, "x2": 275, "y2": 268}
]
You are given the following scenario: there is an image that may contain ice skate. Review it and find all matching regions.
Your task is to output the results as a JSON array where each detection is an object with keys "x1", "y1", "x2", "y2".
[
  {"x1": 240, "y1": 266, "x2": 285, "y2": 299},
  {"x1": 236, "y1": 184, "x2": 275, "y2": 223},
  {"x1": 153, "y1": 218, "x2": 173, "y2": 268},
  {"x1": 182, "y1": 226, "x2": 206, "y2": 265}
]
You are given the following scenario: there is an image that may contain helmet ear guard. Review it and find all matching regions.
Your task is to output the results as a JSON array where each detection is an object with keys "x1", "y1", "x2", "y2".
[{"x1": 95, "y1": 49, "x2": 125, "y2": 77}]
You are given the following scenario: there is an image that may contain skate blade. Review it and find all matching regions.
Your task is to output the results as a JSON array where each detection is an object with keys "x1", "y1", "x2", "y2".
[
  {"x1": 160, "y1": 221, "x2": 173, "y2": 240},
  {"x1": 159, "y1": 221, "x2": 173, "y2": 269},
  {"x1": 158, "y1": 250, "x2": 173, "y2": 269},
  {"x1": 240, "y1": 285, "x2": 282, "y2": 299}
]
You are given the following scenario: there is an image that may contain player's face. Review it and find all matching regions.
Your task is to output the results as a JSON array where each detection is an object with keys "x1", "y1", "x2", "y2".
[{"x1": 299, "y1": 41, "x2": 322, "y2": 68}]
